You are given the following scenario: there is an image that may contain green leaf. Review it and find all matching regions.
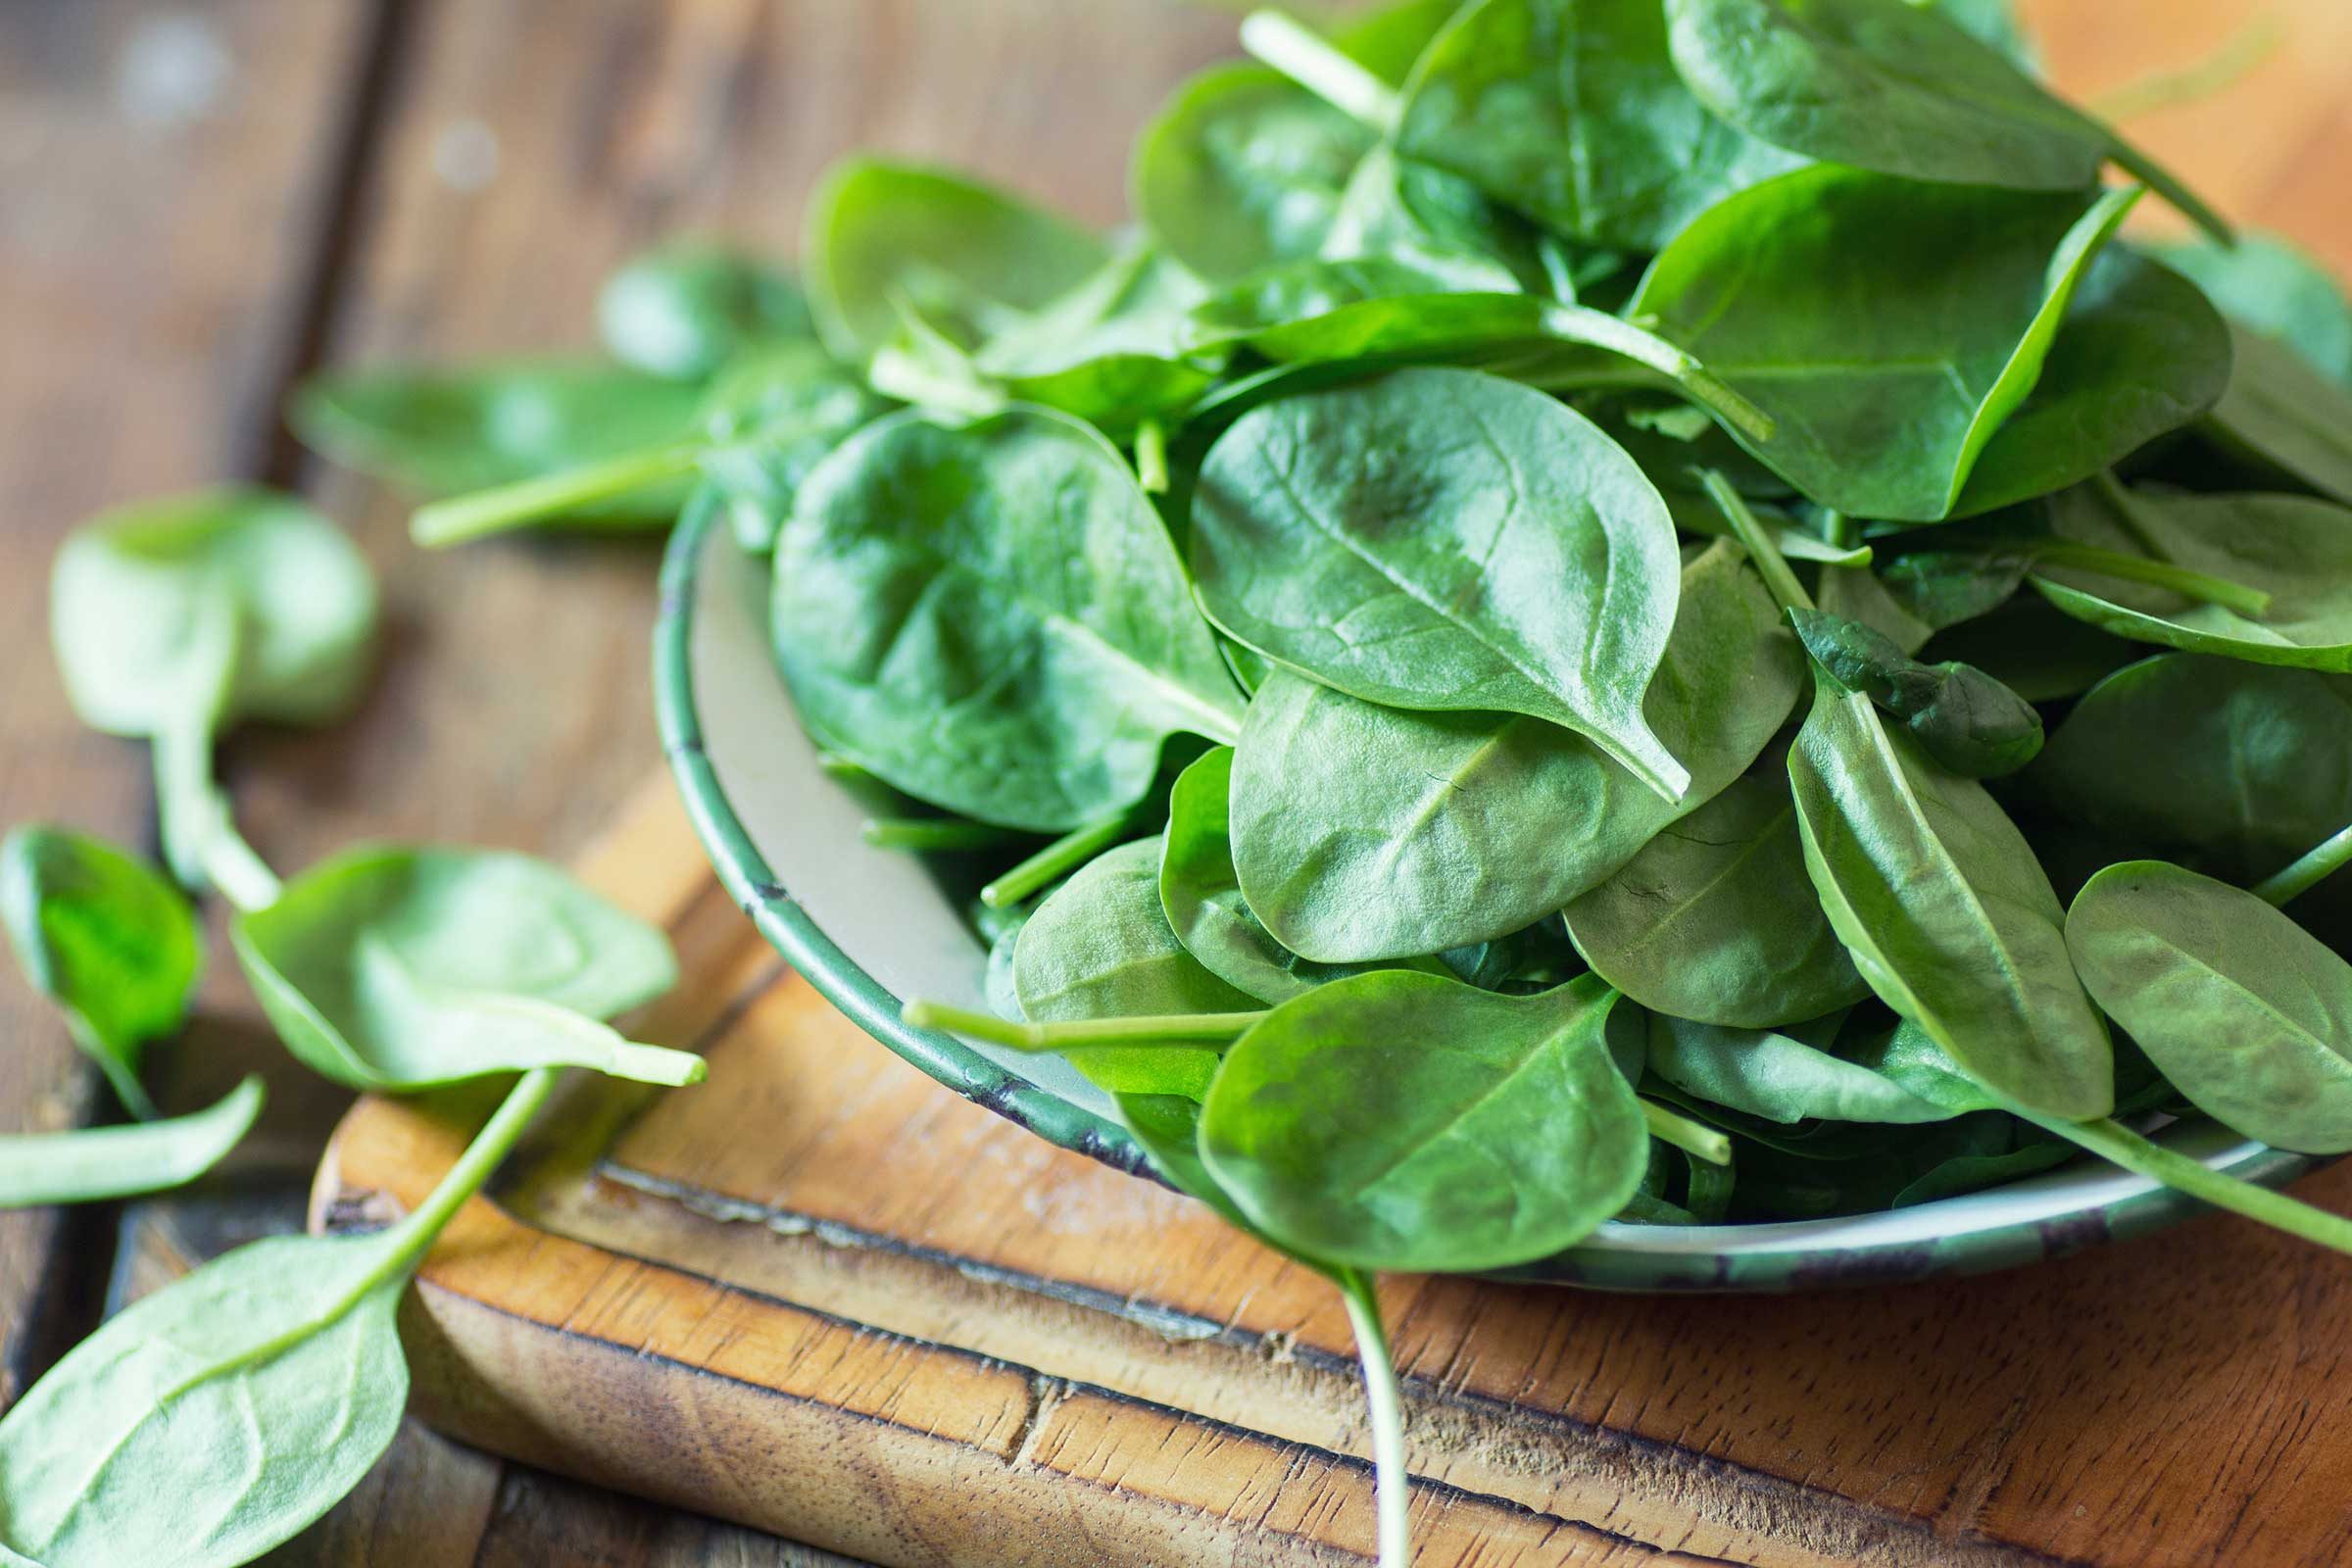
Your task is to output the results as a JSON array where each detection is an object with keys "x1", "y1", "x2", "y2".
[
  {"x1": 232, "y1": 846, "x2": 692, "y2": 1092},
  {"x1": 803, "y1": 158, "x2": 1106, "y2": 365},
  {"x1": 1562, "y1": 774, "x2": 1866, "y2": 1029},
  {"x1": 1013, "y1": 837, "x2": 1256, "y2": 1099},
  {"x1": 1198, "y1": 971, "x2": 1646, "y2": 1271},
  {"x1": 1663, "y1": 0, "x2": 2228, "y2": 239},
  {"x1": 695, "y1": 344, "x2": 895, "y2": 554},
  {"x1": 972, "y1": 238, "x2": 1222, "y2": 432},
  {"x1": 1229, "y1": 540, "x2": 1801, "y2": 961},
  {"x1": 1193, "y1": 367, "x2": 1690, "y2": 796},
  {"x1": 0, "y1": 1076, "x2": 263, "y2": 1209},
  {"x1": 771, "y1": 406, "x2": 1245, "y2": 831},
  {"x1": 1319, "y1": 144, "x2": 1556, "y2": 293},
  {"x1": 0, "y1": 827, "x2": 201, "y2": 1120},
  {"x1": 596, "y1": 242, "x2": 813, "y2": 381},
  {"x1": 1788, "y1": 608, "x2": 2044, "y2": 777},
  {"x1": 292, "y1": 360, "x2": 705, "y2": 514},
  {"x1": 1788, "y1": 676, "x2": 2113, "y2": 1120},
  {"x1": 2068, "y1": 860, "x2": 2352, "y2": 1154},
  {"x1": 1645, "y1": 1013, "x2": 1959, "y2": 1126},
  {"x1": 2157, "y1": 231, "x2": 2352, "y2": 389},
  {"x1": 1631, "y1": 173, "x2": 2145, "y2": 521},
  {"x1": 1912, "y1": 596, "x2": 2139, "y2": 703},
  {"x1": 2196, "y1": 323, "x2": 2352, "y2": 509},
  {"x1": 1394, "y1": 0, "x2": 1804, "y2": 252}
]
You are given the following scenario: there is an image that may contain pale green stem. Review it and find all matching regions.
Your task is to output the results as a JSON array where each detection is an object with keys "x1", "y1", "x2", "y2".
[
  {"x1": 1541, "y1": 304, "x2": 1775, "y2": 444},
  {"x1": 982, "y1": 809, "x2": 1133, "y2": 909},
  {"x1": 384, "y1": 1065, "x2": 561, "y2": 1273},
  {"x1": 1700, "y1": 469, "x2": 1816, "y2": 614},
  {"x1": 1135, "y1": 418, "x2": 1172, "y2": 495},
  {"x1": 411, "y1": 442, "x2": 703, "y2": 548},
  {"x1": 2031, "y1": 543, "x2": 2271, "y2": 616},
  {"x1": 861, "y1": 817, "x2": 1027, "y2": 854},
  {"x1": 2089, "y1": 17, "x2": 2280, "y2": 124},
  {"x1": 155, "y1": 722, "x2": 282, "y2": 911},
  {"x1": 1336, "y1": 1268, "x2": 1409, "y2": 1568},
  {"x1": 2252, "y1": 824, "x2": 2352, "y2": 908},
  {"x1": 1239, "y1": 11, "x2": 1400, "y2": 133},
  {"x1": 204, "y1": 818, "x2": 283, "y2": 913},
  {"x1": 866, "y1": 344, "x2": 1008, "y2": 417},
  {"x1": 902, "y1": 1000, "x2": 1262, "y2": 1052},
  {"x1": 2023, "y1": 1112, "x2": 2352, "y2": 1257},
  {"x1": 1642, "y1": 1100, "x2": 1734, "y2": 1167}
]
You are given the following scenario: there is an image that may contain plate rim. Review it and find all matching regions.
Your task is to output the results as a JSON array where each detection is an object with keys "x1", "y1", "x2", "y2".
[{"x1": 655, "y1": 491, "x2": 2324, "y2": 1291}]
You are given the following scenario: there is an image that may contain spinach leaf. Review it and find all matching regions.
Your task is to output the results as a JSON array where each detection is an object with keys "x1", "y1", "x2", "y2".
[
  {"x1": 2157, "y1": 231, "x2": 2352, "y2": 388},
  {"x1": 0, "y1": 1076, "x2": 262, "y2": 1210},
  {"x1": 51, "y1": 488, "x2": 377, "y2": 888},
  {"x1": 1914, "y1": 595, "x2": 2140, "y2": 703},
  {"x1": 1646, "y1": 1012, "x2": 1960, "y2": 1126},
  {"x1": 1788, "y1": 608, "x2": 2044, "y2": 778},
  {"x1": 1562, "y1": 773, "x2": 1866, "y2": 1029},
  {"x1": 2196, "y1": 323, "x2": 2352, "y2": 509},
  {"x1": 1319, "y1": 145, "x2": 1555, "y2": 294},
  {"x1": 971, "y1": 237, "x2": 1222, "y2": 432},
  {"x1": 1394, "y1": 0, "x2": 1804, "y2": 252},
  {"x1": 1198, "y1": 971, "x2": 1647, "y2": 1271},
  {"x1": 1228, "y1": 540, "x2": 1800, "y2": 961},
  {"x1": 1663, "y1": 0, "x2": 2229, "y2": 240},
  {"x1": 1, "y1": 827, "x2": 201, "y2": 1120},
  {"x1": 292, "y1": 359, "x2": 705, "y2": 514},
  {"x1": 1011, "y1": 836, "x2": 1256, "y2": 1099},
  {"x1": 232, "y1": 846, "x2": 695, "y2": 1092},
  {"x1": 1193, "y1": 367, "x2": 1690, "y2": 797},
  {"x1": 1630, "y1": 174, "x2": 2143, "y2": 521},
  {"x1": 771, "y1": 405, "x2": 1245, "y2": 831},
  {"x1": 2068, "y1": 857, "x2": 2352, "y2": 1154},
  {"x1": 0, "y1": 1067, "x2": 556, "y2": 1567},
  {"x1": 695, "y1": 344, "x2": 896, "y2": 554},
  {"x1": 2030, "y1": 654, "x2": 2352, "y2": 884},
  {"x1": 803, "y1": 158, "x2": 1105, "y2": 365},
  {"x1": 596, "y1": 241, "x2": 813, "y2": 381}
]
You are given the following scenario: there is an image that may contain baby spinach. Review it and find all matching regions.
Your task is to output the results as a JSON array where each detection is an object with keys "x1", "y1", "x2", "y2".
[
  {"x1": 971, "y1": 238, "x2": 1221, "y2": 432},
  {"x1": 1562, "y1": 773, "x2": 1867, "y2": 1029},
  {"x1": 1010, "y1": 836, "x2": 1255, "y2": 1099},
  {"x1": 0, "y1": 1066, "x2": 557, "y2": 1568},
  {"x1": 1, "y1": 827, "x2": 202, "y2": 1120},
  {"x1": 2198, "y1": 323, "x2": 2352, "y2": 509},
  {"x1": 1192, "y1": 367, "x2": 1690, "y2": 797},
  {"x1": 232, "y1": 846, "x2": 696, "y2": 1093},
  {"x1": 1393, "y1": 0, "x2": 1804, "y2": 251},
  {"x1": 1663, "y1": 0, "x2": 2230, "y2": 240},
  {"x1": 0, "y1": 1076, "x2": 263, "y2": 1210},
  {"x1": 772, "y1": 406, "x2": 1245, "y2": 831},
  {"x1": 596, "y1": 241, "x2": 813, "y2": 381},
  {"x1": 694, "y1": 345, "x2": 896, "y2": 553},
  {"x1": 1229, "y1": 540, "x2": 1800, "y2": 961},
  {"x1": 1198, "y1": 971, "x2": 1647, "y2": 1272},
  {"x1": 1645, "y1": 1013, "x2": 1960, "y2": 1127},
  {"x1": 2158, "y1": 231, "x2": 2352, "y2": 388},
  {"x1": 803, "y1": 158, "x2": 1105, "y2": 366},
  {"x1": 50, "y1": 488, "x2": 377, "y2": 891},
  {"x1": 1788, "y1": 608, "x2": 2044, "y2": 778}
]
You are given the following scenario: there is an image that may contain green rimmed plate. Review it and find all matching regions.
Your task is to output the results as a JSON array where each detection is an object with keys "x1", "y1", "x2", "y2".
[{"x1": 655, "y1": 492, "x2": 2321, "y2": 1292}]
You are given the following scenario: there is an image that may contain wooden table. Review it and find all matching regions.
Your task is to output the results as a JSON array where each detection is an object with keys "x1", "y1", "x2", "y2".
[{"x1": 2, "y1": 2, "x2": 2348, "y2": 1562}]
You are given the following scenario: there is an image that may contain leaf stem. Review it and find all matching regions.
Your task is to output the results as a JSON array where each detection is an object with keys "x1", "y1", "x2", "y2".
[
  {"x1": 155, "y1": 723, "x2": 283, "y2": 911},
  {"x1": 2252, "y1": 824, "x2": 2352, "y2": 908},
  {"x1": 2024, "y1": 1112, "x2": 2352, "y2": 1256},
  {"x1": 203, "y1": 819, "x2": 284, "y2": 914},
  {"x1": 1641, "y1": 1099, "x2": 1734, "y2": 1167},
  {"x1": 1700, "y1": 469, "x2": 1816, "y2": 614},
  {"x1": 411, "y1": 442, "x2": 704, "y2": 548},
  {"x1": 861, "y1": 817, "x2": 1028, "y2": 854},
  {"x1": 1239, "y1": 11, "x2": 1400, "y2": 134},
  {"x1": 384, "y1": 1065, "x2": 560, "y2": 1274},
  {"x1": 2088, "y1": 17, "x2": 2280, "y2": 125},
  {"x1": 1135, "y1": 417, "x2": 1172, "y2": 495},
  {"x1": 1336, "y1": 1267, "x2": 1409, "y2": 1568},
  {"x1": 2030, "y1": 543, "x2": 2271, "y2": 616},
  {"x1": 1540, "y1": 305, "x2": 1775, "y2": 443},
  {"x1": 2102, "y1": 153, "x2": 2234, "y2": 249},
  {"x1": 902, "y1": 999, "x2": 1262, "y2": 1051},
  {"x1": 981, "y1": 809, "x2": 1134, "y2": 908}
]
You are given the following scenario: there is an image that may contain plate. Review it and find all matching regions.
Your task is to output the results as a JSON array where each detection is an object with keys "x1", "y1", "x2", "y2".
[{"x1": 655, "y1": 492, "x2": 2319, "y2": 1292}]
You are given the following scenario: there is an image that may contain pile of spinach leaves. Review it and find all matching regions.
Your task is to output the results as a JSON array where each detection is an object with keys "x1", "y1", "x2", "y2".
[{"x1": 14, "y1": 3, "x2": 2352, "y2": 1565}]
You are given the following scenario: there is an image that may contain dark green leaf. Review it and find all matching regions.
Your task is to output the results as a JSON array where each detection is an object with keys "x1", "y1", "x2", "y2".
[
  {"x1": 2157, "y1": 231, "x2": 2352, "y2": 388},
  {"x1": 1789, "y1": 608, "x2": 2044, "y2": 777}
]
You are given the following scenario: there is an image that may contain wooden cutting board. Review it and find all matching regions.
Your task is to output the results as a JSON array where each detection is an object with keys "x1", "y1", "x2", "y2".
[{"x1": 314, "y1": 774, "x2": 2352, "y2": 1567}]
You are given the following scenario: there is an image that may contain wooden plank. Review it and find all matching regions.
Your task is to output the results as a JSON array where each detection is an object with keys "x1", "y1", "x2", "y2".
[{"x1": 0, "y1": 0, "x2": 377, "y2": 1402}]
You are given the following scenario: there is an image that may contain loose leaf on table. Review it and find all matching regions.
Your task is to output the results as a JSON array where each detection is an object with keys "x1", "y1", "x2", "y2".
[
  {"x1": 1199, "y1": 971, "x2": 1647, "y2": 1272},
  {"x1": 2029, "y1": 482, "x2": 2352, "y2": 669},
  {"x1": 1629, "y1": 173, "x2": 2148, "y2": 521},
  {"x1": 0, "y1": 1076, "x2": 263, "y2": 1210},
  {"x1": 1645, "y1": 1013, "x2": 1961, "y2": 1127},
  {"x1": 803, "y1": 157, "x2": 1106, "y2": 365},
  {"x1": 2030, "y1": 654, "x2": 2352, "y2": 883},
  {"x1": 1192, "y1": 366, "x2": 1690, "y2": 797},
  {"x1": 232, "y1": 846, "x2": 694, "y2": 1092},
  {"x1": 1011, "y1": 837, "x2": 1257, "y2": 1099},
  {"x1": 0, "y1": 1066, "x2": 553, "y2": 1568},
  {"x1": 292, "y1": 360, "x2": 706, "y2": 515},
  {"x1": 771, "y1": 405, "x2": 1246, "y2": 831},
  {"x1": 696, "y1": 344, "x2": 897, "y2": 554},
  {"x1": 1663, "y1": 0, "x2": 2230, "y2": 240},
  {"x1": 596, "y1": 241, "x2": 813, "y2": 381},
  {"x1": 1229, "y1": 540, "x2": 1802, "y2": 962},
  {"x1": 0, "y1": 827, "x2": 201, "y2": 1120},
  {"x1": 1562, "y1": 773, "x2": 1866, "y2": 1029},
  {"x1": 1393, "y1": 0, "x2": 1804, "y2": 252},
  {"x1": 971, "y1": 237, "x2": 1222, "y2": 431},
  {"x1": 1788, "y1": 608, "x2": 2044, "y2": 777},
  {"x1": 2068, "y1": 858, "x2": 2352, "y2": 1153}
]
